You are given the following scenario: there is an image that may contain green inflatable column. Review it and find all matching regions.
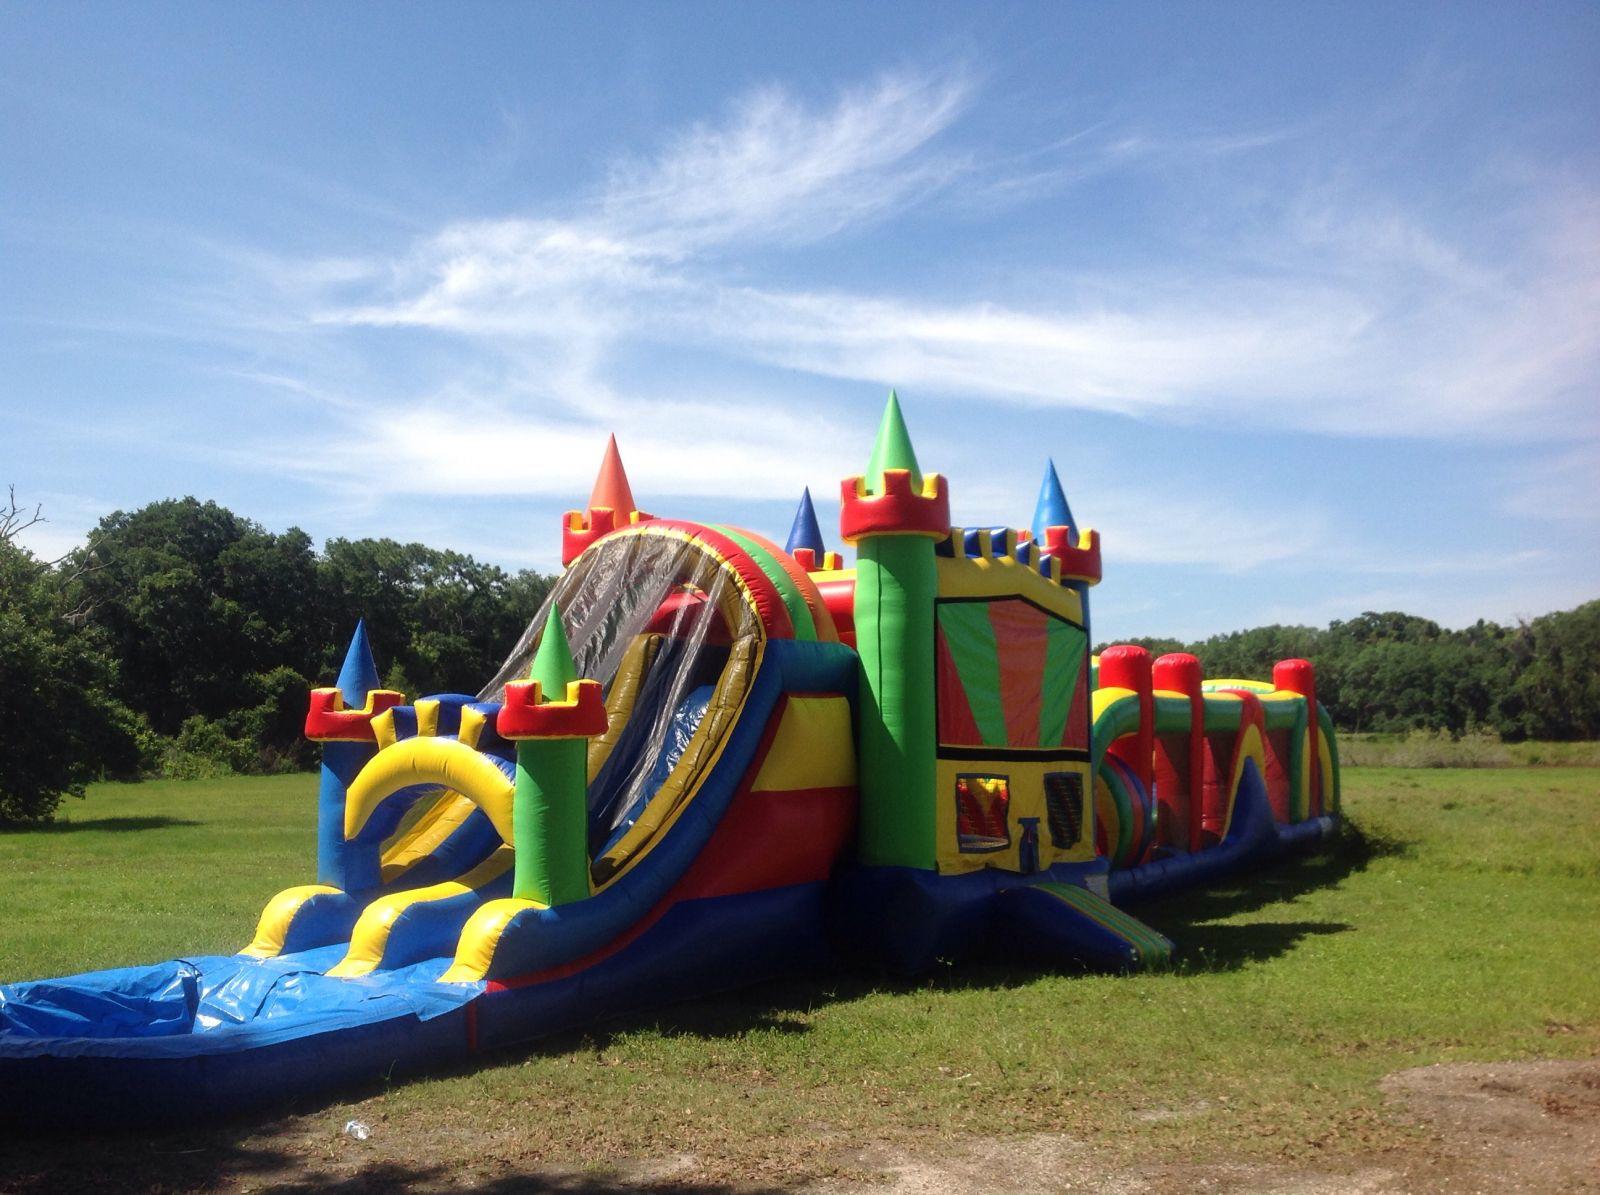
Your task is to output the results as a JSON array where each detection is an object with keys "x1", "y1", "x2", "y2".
[
  {"x1": 841, "y1": 392, "x2": 951, "y2": 869},
  {"x1": 496, "y1": 603, "x2": 607, "y2": 906}
]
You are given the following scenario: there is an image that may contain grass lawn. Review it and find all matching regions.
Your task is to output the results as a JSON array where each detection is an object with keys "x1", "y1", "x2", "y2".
[
  {"x1": 1, "y1": 765, "x2": 1597, "y2": 1190},
  {"x1": 0, "y1": 774, "x2": 317, "y2": 980}
]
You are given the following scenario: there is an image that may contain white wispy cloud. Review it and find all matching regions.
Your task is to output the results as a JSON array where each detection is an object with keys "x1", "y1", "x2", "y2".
[
  {"x1": 290, "y1": 67, "x2": 1598, "y2": 451},
  {"x1": 1505, "y1": 438, "x2": 1600, "y2": 523},
  {"x1": 312, "y1": 68, "x2": 975, "y2": 338},
  {"x1": 598, "y1": 70, "x2": 974, "y2": 251},
  {"x1": 200, "y1": 59, "x2": 1596, "y2": 606},
  {"x1": 267, "y1": 360, "x2": 866, "y2": 505}
]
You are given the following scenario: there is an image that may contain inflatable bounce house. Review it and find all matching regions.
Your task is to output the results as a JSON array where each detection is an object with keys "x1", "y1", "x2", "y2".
[{"x1": 0, "y1": 394, "x2": 1339, "y2": 1124}]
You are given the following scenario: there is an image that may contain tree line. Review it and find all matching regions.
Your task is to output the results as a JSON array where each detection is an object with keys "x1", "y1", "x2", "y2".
[
  {"x1": 1, "y1": 494, "x2": 551, "y2": 821},
  {"x1": 1109, "y1": 604, "x2": 1600, "y2": 742},
  {"x1": 1, "y1": 492, "x2": 1596, "y2": 821}
]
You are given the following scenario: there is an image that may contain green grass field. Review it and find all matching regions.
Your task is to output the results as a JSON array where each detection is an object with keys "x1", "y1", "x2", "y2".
[{"x1": 1, "y1": 766, "x2": 1597, "y2": 1188}]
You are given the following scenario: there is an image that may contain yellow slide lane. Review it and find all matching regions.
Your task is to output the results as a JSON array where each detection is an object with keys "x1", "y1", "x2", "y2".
[
  {"x1": 377, "y1": 703, "x2": 509, "y2": 879},
  {"x1": 244, "y1": 705, "x2": 514, "y2": 962},
  {"x1": 378, "y1": 791, "x2": 478, "y2": 882},
  {"x1": 440, "y1": 896, "x2": 545, "y2": 984}
]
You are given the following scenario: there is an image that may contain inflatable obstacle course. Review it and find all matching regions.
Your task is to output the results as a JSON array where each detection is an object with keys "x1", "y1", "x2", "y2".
[{"x1": 0, "y1": 392, "x2": 1339, "y2": 1124}]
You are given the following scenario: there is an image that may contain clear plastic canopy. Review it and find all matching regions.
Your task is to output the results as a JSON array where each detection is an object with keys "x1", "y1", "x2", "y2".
[{"x1": 479, "y1": 530, "x2": 762, "y2": 849}]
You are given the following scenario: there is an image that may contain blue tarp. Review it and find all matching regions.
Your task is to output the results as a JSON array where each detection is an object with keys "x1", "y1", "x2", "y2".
[{"x1": 0, "y1": 950, "x2": 478, "y2": 1059}]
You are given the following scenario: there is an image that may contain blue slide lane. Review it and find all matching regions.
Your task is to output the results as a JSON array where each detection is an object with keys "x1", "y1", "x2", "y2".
[{"x1": 369, "y1": 866, "x2": 517, "y2": 973}]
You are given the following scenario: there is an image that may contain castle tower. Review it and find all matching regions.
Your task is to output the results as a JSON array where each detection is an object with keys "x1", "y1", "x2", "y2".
[
  {"x1": 1031, "y1": 459, "x2": 1077, "y2": 547},
  {"x1": 841, "y1": 392, "x2": 950, "y2": 869},
  {"x1": 497, "y1": 603, "x2": 607, "y2": 906},
  {"x1": 1031, "y1": 458, "x2": 1102, "y2": 640},
  {"x1": 303, "y1": 620, "x2": 403, "y2": 891},
  {"x1": 562, "y1": 435, "x2": 651, "y2": 566},
  {"x1": 784, "y1": 487, "x2": 843, "y2": 572}
]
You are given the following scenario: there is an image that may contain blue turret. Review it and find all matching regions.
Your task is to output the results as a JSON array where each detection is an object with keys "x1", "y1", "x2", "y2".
[
  {"x1": 785, "y1": 487, "x2": 840, "y2": 571},
  {"x1": 1032, "y1": 459, "x2": 1077, "y2": 544},
  {"x1": 314, "y1": 620, "x2": 397, "y2": 892},
  {"x1": 336, "y1": 619, "x2": 380, "y2": 707},
  {"x1": 785, "y1": 487, "x2": 826, "y2": 557},
  {"x1": 1032, "y1": 459, "x2": 1095, "y2": 643}
]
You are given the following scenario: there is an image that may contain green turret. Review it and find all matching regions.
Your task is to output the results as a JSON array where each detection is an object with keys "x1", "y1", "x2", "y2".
[
  {"x1": 840, "y1": 392, "x2": 951, "y2": 869},
  {"x1": 497, "y1": 604, "x2": 607, "y2": 906}
]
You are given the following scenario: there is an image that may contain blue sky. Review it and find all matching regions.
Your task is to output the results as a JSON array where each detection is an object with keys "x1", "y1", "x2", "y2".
[{"x1": 3, "y1": 2, "x2": 1596, "y2": 642}]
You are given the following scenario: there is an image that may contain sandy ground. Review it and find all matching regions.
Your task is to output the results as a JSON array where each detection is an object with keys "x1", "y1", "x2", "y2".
[{"x1": 0, "y1": 1058, "x2": 1595, "y2": 1192}]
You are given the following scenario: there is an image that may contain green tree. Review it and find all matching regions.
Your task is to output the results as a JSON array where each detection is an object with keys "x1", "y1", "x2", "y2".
[
  {"x1": 1508, "y1": 601, "x2": 1600, "y2": 739},
  {"x1": 0, "y1": 534, "x2": 148, "y2": 821},
  {"x1": 315, "y1": 539, "x2": 551, "y2": 697},
  {"x1": 67, "y1": 498, "x2": 319, "y2": 735},
  {"x1": 1091, "y1": 603, "x2": 1600, "y2": 739}
]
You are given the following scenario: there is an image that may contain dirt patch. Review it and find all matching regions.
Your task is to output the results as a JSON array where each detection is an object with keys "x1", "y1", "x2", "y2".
[
  {"x1": 806, "y1": 1060, "x2": 1600, "y2": 1194},
  {"x1": 810, "y1": 1135, "x2": 1398, "y2": 1195},
  {"x1": 1377, "y1": 1058, "x2": 1600, "y2": 1192},
  {"x1": 1, "y1": 1060, "x2": 1594, "y2": 1192}
]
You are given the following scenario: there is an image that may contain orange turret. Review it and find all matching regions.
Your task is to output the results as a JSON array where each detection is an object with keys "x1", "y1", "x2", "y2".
[
  {"x1": 561, "y1": 435, "x2": 652, "y2": 566},
  {"x1": 588, "y1": 434, "x2": 635, "y2": 516}
]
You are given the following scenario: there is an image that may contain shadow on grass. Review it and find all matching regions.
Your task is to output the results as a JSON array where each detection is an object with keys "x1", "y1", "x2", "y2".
[
  {"x1": 1128, "y1": 815, "x2": 1410, "y2": 971},
  {"x1": 1166, "y1": 919, "x2": 1353, "y2": 969},
  {"x1": 1142, "y1": 816, "x2": 1406, "y2": 920},
  {"x1": 458, "y1": 826, "x2": 1398, "y2": 1061},
  {"x1": 0, "y1": 1126, "x2": 781, "y2": 1195},
  {"x1": 0, "y1": 815, "x2": 203, "y2": 835},
  {"x1": 0, "y1": 983, "x2": 929, "y2": 1193}
]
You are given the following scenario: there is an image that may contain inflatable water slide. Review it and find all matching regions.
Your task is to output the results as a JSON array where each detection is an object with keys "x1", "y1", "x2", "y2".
[{"x1": 0, "y1": 395, "x2": 1340, "y2": 1125}]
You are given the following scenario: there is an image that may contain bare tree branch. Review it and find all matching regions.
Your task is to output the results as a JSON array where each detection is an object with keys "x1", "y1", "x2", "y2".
[
  {"x1": 2, "y1": 488, "x2": 107, "y2": 621},
  {"x1": 1, "y1": 484, "x2": 46, "y2": 544}
]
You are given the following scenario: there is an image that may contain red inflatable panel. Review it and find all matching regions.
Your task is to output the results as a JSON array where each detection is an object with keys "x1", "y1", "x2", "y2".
[
  {"x1": 304, "y1": 687, "x2": 405, "y2": 743},
  {"x1": 497, "y1": 678, "x2": 609, "y2": 740},
  {"x1": 839, "y1": 469, "x2": 950, "y2": 542},
  {"x1": 645, "y1": 520, "x2": 797, "y2": 641},
  {"x1": 489, "y1": 702, "x2": 857, "y2": 992}
]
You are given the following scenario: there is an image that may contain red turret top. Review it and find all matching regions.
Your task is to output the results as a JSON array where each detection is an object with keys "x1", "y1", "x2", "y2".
[
  {"x1": 1038, "y1": 525, "x2": 1103, "y2": 586},
  {"x1": 839, "y1": 393, "x2": 950, "y2": 543},
  {"x1": 305, "y1": 688, "x2": 405, "y2": 743},
  {"x1": 588, "y1": 434, "x2": 636, "y2": 517},
  {"x1": 563, "y1": 435, "x2": 652, "y2": 566}
]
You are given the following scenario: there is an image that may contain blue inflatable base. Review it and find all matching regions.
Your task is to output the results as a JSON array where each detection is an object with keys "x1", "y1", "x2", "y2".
[
  {"x1": 0, "y1": 881, "x2": 836, "y2": 1128},
  {"x1": 0, "y1": 760, "x2": 1337, "y2": 1128},
  {"x1": 0, "y1": 948, "x2": 478, "y2": 1126},
  {"x1": 1108, "y1": 760, "x2": 1337, "y2": 905},
  {"x1": 834, "y1": 760, "x2": 1336, "y2": 976}
]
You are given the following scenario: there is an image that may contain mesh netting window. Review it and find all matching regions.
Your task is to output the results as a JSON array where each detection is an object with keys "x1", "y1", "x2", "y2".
[
  {"x1": 1043, "y1": 771, "x2": 1085, "y2": 848},
  {"x1": 955, "y1": 774, "x2": 1011, "y2": 852}
]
